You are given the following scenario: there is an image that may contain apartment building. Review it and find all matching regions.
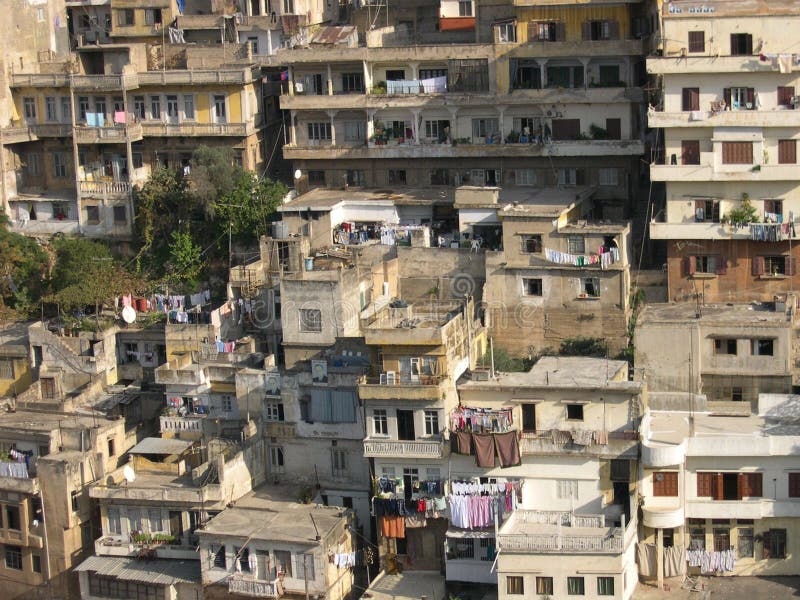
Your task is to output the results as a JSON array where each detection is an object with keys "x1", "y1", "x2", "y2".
[
  {"x1": 635, "y1": 300, "x2": 795, "y2": 407},
  {"x1": 648, "y1": 0, "x2": 800, "y2": 303},
  {"x1": 0, "y1": 324, "x2": 34, "y2": 401},
  {"x1": 476, "y1": 185, "x2": 633, "y2": 356},
  {"x1": 278, "y1": 0, "x2": 647, "y2": 218},
  {"x1": 639, "y1": 392, "x2": 800, "y2": 585}
]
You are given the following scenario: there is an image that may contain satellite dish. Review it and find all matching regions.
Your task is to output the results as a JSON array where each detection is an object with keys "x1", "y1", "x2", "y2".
[
  {"x1": 294, "y1": 169, "x2": 302, "y2": 180},
  {"x1": 123, "y1": 465, "x2": 136, "y2": 484},
  {"x1": 121, "y1": 305, "x2": 136, "y2": 324}
]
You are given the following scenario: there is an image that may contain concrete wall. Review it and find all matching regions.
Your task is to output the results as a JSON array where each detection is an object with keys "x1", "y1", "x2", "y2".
[{"x1": 397, "y1": 246, "x2": 486, "y2": 303}]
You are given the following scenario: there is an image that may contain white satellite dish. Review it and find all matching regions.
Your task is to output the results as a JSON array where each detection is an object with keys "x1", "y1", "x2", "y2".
[
  {"x1": 123, "y1": 465, "x2": 136, "y2": 484},
  {"x1": 121, "y1": 305, "x2": 136, "y2": 324},
  {"x1": 294, "y1": 169, "x2": 302, "y2": 180}
]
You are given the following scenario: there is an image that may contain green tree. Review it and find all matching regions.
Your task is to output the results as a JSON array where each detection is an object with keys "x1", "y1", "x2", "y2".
[
  {"x1": 190, "y1": 146, "x2": 240, "y2": 218},
  {"x1": 214, "y1": 173, "x2": 287, "y2": 244},
  {"x1": 559, "y1": 337, "x2": 608, "y2": 358},
  {"x1": 50, "y1": 237, "x2": 112, "y2": 291},
  {"x1": 166, "y1": 230, "x2": 203, "y2": 286},
  {"x1": 0, "y1": 214, "x2": 48, "y2": 318}
]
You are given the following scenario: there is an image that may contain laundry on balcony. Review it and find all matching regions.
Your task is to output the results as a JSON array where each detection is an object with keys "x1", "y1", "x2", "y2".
[
  {"x1": 450, "y1": 406, "x2": 513, "y2": 433},
  {"x1": 448, "y1": 480, "x2": 522, "y2": 529},
  {"x1": 749, "y1": 222, "x2": 793, "y2": 241},
  {"x1": 0, "y1": 461, "x2": 29, "y2": 479},
  {"x1": 379, "y1": 515, "x2": 405, "y2": 538},
  {"x1": 543, "y1": 246, "x2": 619, "y2": 269},
  {"x1": 450, "y1": 430, "x2": 522, "y2": 467},
  {"x1": 686, "y1": 549, "x2": 736, "y2": 573}
]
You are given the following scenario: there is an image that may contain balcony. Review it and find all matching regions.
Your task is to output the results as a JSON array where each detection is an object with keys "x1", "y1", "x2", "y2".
[
  {"x1": 497, "y1": 511, "x2": 634, "y2": 554},
  {"x1": 95, "y1": 535, "x2": 200, "y2": 560},
  {"x1": 514, "y1": 38, "x2": 643, "y2": 57},
  {"x1": 0, "y1": 475, "x2": 39, "y2": 495},
  {"x1": 1, "y1": 127, "x2": 37, "y2": 144},
  {"x1": 10, "y1": 73, "x2": 69, "y2": 87},
  {"x1": 79, "y1": 181, "x2": 132, "y2": 198},
  {"x1": 519, "y1": 430, "x2": 639, "y2": 459},
  {"x1": 358, "y1": 376, "x2": 444, "y2": 401},
  {"x1": 650, "y1": 163, "x2": 800, "y2": 182},
  {"x1": 10, "y1": 219, "x2": 80, "y2": 236},
  {"x1": 71, "y1": 72, "x2": 139, "y2": 91},
  {"x1": 1, "y1": 123, "x2": 72, "y2": 144},
  {"x1": 155, "y1": 357, "x2": 208, "y2": 386},
  {"x1": 90, "y1": 481, "x2": 223, "y2": 504},
  {"x1": 138, "y1": 69, "x2": 253, "y2": 85},
  {"x1": 685, "y1": 499, "x2": 765, "y2": 521},
  {"x1": 363, "y1": 438, "x2": 446, "y2": 459},
  {"x1": 228, "y1": 574, "x2": 284, "y2": 598},
  {"x1": 647, "y1": 55, "x2": 793, "y2": 75},
  {"x1": 141, "y1": 122, "x2": 254, "y2": 137},
  {"x1": 74, "y1": 123, "x2": 143, "y2": 144},
  {"x1": 160, "y1": 414, "x2": 206, "y2": 435},
  {"x1": 648, "y1": 108, "x2": 800, "y2": 128},
  {"x1": 642, "y1": 502, "x2": 684, "y2": 529}
]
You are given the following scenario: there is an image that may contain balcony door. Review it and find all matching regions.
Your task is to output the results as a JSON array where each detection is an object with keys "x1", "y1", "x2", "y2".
[
  {"x1": 213, "y1": 95, "x2": 227, "y2": 124},
  {"x1": 397, "y1": 409, "x2": 415, "y2": 441},
  {"x1": 169, "y1": 511, "x2": 183, "y2": 540},
  {"x1": 166, "y1": 95, "x2": 179, "y2": 124},
  {"x1": 521, "y1": 403, "x2": 536, "y2": 433}
]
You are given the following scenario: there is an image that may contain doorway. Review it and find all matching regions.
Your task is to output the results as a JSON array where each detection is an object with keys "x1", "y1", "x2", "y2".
[{"x1": 397, "y1": 410, "x2": 415, "y2": 441}]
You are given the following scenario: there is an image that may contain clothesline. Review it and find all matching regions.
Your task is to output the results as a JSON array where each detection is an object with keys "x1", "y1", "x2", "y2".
[
  {"x1": 450, "y1": 406, "x2": 513, "y2": 433},
  {"x1": 543, "y1": 246, "x2": 620, "y2": 269},
  {"x1": 687, "y1": 548, "x2": 736, "y2": 573},
  {"x1": 451, "y1": 431, "x2": 521, "y2": 468}
]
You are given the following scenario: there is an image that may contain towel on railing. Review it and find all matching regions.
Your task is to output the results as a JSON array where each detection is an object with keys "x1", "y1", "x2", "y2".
[
  {"x1": 0, "y1": 462, "x2": 28, "y2": 478},
  {"x1": 114, "y1": 111, "x2": 126, "y2": 124},
  {"x1": 86, "y1": 112, "x2": 98, "y2": 127},
  {"x1": 473, "y1": 433, "x2": 495, "y2": 468},
  {"x1": 494, "y1": 431, "x2": 521, "y2": 468}
]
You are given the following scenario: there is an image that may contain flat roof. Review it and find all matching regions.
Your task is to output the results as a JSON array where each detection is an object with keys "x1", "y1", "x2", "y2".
[
  {"x1": 75, "y1": 556, "x2": 200, "y2": 585},
  {"x1": 199, "y1": 485, "x2": 347, "y2": 544},
  {"x1": 663, "y1": 0, "x2": 800, "y2": 18},
  {"x1": 279, "y1": 187, "x2": 454, "y2": 213},
  {"x1": 497, "y1": 186, "x2": 595, "y2": 218},
  {"x1": 364, "y1": 571, "x2": 446, "y2": 600},
  {"x1": 0, "y1": 410, "x2": 104, "y2": 435},
  {"x1": 638, "y1": 302, "x2": 790, "y2": 326},
  {"x1": 129, "y1": 438, "x2": 193, "y2": 456},
  {"x1": 0, "y1": 323, "x2": 29, "y2": 348}
]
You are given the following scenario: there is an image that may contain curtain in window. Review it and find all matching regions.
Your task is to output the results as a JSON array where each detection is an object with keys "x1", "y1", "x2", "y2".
[{"x1": 310, "y1": 389, "x2": 356, "y2": 423}]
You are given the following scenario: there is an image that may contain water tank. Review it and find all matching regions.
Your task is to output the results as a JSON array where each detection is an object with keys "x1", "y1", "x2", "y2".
[{"x1": 273, "y1": 221, "x2": 289, "y2": 239}]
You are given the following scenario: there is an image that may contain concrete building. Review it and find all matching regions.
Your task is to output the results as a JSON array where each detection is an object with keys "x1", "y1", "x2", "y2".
[
  {"x1": 277, "y1": 0, "x2": 648, "y2": 219},
  {"x1": 635, "y1": 301, "x2": 796, "y2": 408},
  {"x1": 0, "y1": 324, "x2": 34, "y2": 401},
  {"x1": 479, "y1": 185, "x2": 633, "y2": 356},
  {"x1": 197, "y1": 486, "x2": 354, "y2": 600},
  {"x1": 648, "y1": 0, "x2": 800, "y2": 303},
  {"x1": 639, "y1": 393, "x2": 800, "y2": 585}
]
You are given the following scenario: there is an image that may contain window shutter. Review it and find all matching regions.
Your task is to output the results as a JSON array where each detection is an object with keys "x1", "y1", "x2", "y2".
[
  {"x1": 779, "y1": 139, "x2": 796, "y2": 164},
  {"x1": 737, "y1": 473, "x2": 746, "y2": 499},
  {"x1": 762, "y1": 530, "x2": 772, "y2": 559},
  {"x1": 582, "y1": 21, "x2": 590, "y2": 40},
  {"x1": 787, "y1": 257, "x2": 797, "y2": 276},
  {"x1": 714, "y1": 473, "x2": 724, "y2": 500},
  {"x1": 684, "y1": 256, "x2": 696, "y2": 276},
  {"x1": 608, "y1": 21, "x2": 619, "y2": 40},
  {"x1": 575, "y1": 169, "x2": 585, "y2": 185},
  {"x1": 778, "y1": 86, "x2": 795, "y2": 107},
  {"x1": 555, "y1": 22, "x2": 566, "y2": 41},
  {"x1": 750, "y1": 473, "x2": 763, "y2": 497},
  {"x1": 723, "y1": 88, "x2": 732, "y2": 107},
  {"x1": 527, "y1": 21, "x2": 537, "y2": 40},
  {"x1": 746, "y1": 88, "x2": 755, "y2": 106},
  {"x1": 752, "y1": 256, "x2": 765, "y2": 276},
  {"x1": 716, "y1": 256, "x2": 727, "y2": 275},
  {"x1": 697, "y1": 472, "x2": 711, "y2": 496}
]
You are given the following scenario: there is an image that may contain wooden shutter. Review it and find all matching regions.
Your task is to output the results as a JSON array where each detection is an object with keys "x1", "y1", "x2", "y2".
[
  {"x1": 778, "y1": 86, "x2": 795, "y2": 107},
  {"x1": 575, "y1": 169, "x2": 585, "y2": 185},
  {"x1": 688, "y1": 31, "x2": 705, "y2": 53},
  {"x1": 716, "y1": 256, "x2": 727, "y2": 275},
  {"x1": 555, "y1": 22, "x2": 566, "y2": 41},
  {"x1": 778, "y1": 139, "x2": 797, "y2": 164},
  {"x1": 723, "y1": 88, "x2": 732, "y2": 108},
  {"x1": 787, "y1": 257, "x2": 797, "y2": 276},
  {"x1": 697, "y1": 472, "x2": 713, "y2": 496},
  {"x1": 682, "y1": 87, "x2": 699, "y2": 111},
  {"x1": 737, "y1": 473, "x2": 745, "y2": 500},
  {"x1": 606, "y1": 118, "x2": 621, "y2": 140},
  {"x1": 582, "y1": 21, "x2": 591, "y2": 40},
  {"x1": 746, "y1": 88, "x2": 755, "y2": 107},
  {"x1": 752, "y1": 256, "x2": 765, "y2": 276},
  {"x1": 714, "y1": 473, "x2": 724, "y2": 500},
  {"x1": 683, "y1": 255, "x2": 696, "y2": 276},
  {"x1": 551, "y1": 119, "x2": 580, "y2": 140},
  {"x1": 762, "y1": 530, "x2": 772, "y2": 559},
  {"x1": 681, "y1": 140, "x2": 700, "y2": 165},
  {"x1": 722, "y1": 141, "x2": 753, "y2": 164},
  {"x1": 608, "y1": 20, "x2": 619, "y2": 40},
  {"x1": 527, "y1": 21, "x2": 538, "y2": 40},
  {"x1": 653, "y1": 472, "x2": 678, "y2": 496},
  {"x1": 789, "y1": 473, "x2": 800, "y2": 497},
  {"x1": 748, "y1": 473, "x2": 763, "y2": 497}
]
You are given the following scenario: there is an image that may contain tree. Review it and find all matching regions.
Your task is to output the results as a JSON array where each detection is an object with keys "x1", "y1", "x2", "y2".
[
  {"x1": 50, "y1": 238, "x2": 112, "y2": 291},
  {"x1": 190, "y1": 146, "x2": 240, "y2": 218},
  {"x1": 166, "y1": 230, "x2": 203, "y2": 286},
  {"x1": 0, "y1": 215, "x2": 48, "y2": 317},
  {"x1": 559, "y1": 337, "x2": 608, "y2": 358}
]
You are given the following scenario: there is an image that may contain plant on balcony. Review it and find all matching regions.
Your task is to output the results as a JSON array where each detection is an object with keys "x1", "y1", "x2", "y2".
[
  {"x1": 722, "y1": 196, "x2": 758, "y2": 226},
  {"x1": 505, "y1": 131, "x2": 520, "y2": 143},
  {"x1": 371, "y1": 81, "x2": 387, "y2": 94},
  {"x1": 589, "y1": 124, "x2": 608, "y2": 140}
]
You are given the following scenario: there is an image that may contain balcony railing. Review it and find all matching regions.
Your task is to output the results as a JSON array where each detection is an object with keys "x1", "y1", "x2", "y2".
[
  {"x1": 79, "y1": 180, "x2": 132, "y2": 197},
  {"x1": 138, "y1": 69, "x2": 251, "y2": 85},
  {"x1": 513, "y1": 510, "x2": 605, "y2": 528},
  {"x1": 498, "y1": 529, "x2": 624, "y2": 553},
  {"x1": 363, "y1": 438, "x2": 445, "y2": 458},
  {"x1": 71, "y1": 72, "x2": 139, "y2": 90},
  {"x1": 160, "y1": 415, "x2": 206, "y2": 434},
  {"x1": 227, "y1": 574, "x2": 284, "y2": 598},
  {"x1": 361, "y1": 374, "x2": 444, "y2": 386},
  {"x1": 10, "y1": 73, "x2": 69, "y2": 87},
  {"x1": 140, "y1": 122, "x2": 251, "y2": 137}
]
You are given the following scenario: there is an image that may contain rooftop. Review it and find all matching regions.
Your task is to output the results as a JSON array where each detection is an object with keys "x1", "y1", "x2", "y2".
[
  {"x1": 278, "y1": 187, "x2": 454, "y2": 213},
  {"x1": 364, "y1": 572, "x2": 446, "y2": 600},
  {"x1": 662, "y1": 0, "x2": 800, "y2": 18},
  {"x1": 198, "y1": 485, "x2": 348, "y2": 544},
  {"x1": 128, "y1": 438, "x2": 194, "y2": 456},
  {"x1": 638, "y1": 302, "x2": 791, "y2": 326},
  {"x1": 0, "y1": 409, "x2": 109, "y2": 435},
  {"x1": 456, "y1": 185, "x2": 594, "y2": 217},
  {"x1": 75, "y1": 556, "x2": 200, "y2": 585}
]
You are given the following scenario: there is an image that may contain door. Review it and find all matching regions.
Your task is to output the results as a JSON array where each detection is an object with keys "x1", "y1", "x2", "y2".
[
  {"x1": 409, "y1": 358, "x2": 421, "y2": 382},
  {"x1": 521, "y1": 403, "x2": 536, "y2": 433},
  {"x1": 681, "y1": 140, "x2": 700, "y2": 165},
  {"x1": 605, "y1": 118, "x2": 621, "y2": 140},
  {"x1": 213, "y1": 95, "x2": 227, "y2": 124},
  {"x1": 396, "y1": 410, "x2": 415, "y2": 441},
  {"x1": 551, "y1": 118, "x2": 580, "y2": 140},
  {"x1": 166, "y1": 95, "x2": 179, "y2": 124},
  {"x1": 168, "y1": 511, "x2": 183, "y2": 539}
]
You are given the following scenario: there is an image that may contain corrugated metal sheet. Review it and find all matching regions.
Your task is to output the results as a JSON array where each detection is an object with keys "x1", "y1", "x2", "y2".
[
  {"x1": 309, "y1": 25, "x2": 357, "y2": 45},
  {"x1": 128, "y1": 437, "x2": 193, "y2": 456},
  {"x1": 75, "y1": 556, "x2": 201, "y2": 585}
]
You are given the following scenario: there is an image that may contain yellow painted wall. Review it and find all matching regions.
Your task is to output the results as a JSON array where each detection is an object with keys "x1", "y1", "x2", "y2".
[
  {"x1": 0, "y1": 356, "x2": 33, "y2": 397},
  {"x1": 516, "y1": 5, "x2": 631, "y2": 43},
  {"x1": 196, "y1": 93, "x2": 211, "y2": 123},
  {"x1": 228, "y1": 89, "x2": 242, "y2": 123}
]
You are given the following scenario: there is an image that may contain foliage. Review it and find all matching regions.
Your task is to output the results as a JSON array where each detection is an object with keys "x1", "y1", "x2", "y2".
[
  {"x1": 589, "y1": 124, "x2": 608, "y2": 140},
  {"x1": 481, "y1": 347, "x2": 535, "y2": 372},
  {"x1": 50, "y1": 238, "x2": 112, "y2": 291},
  {"x1": 559, "y1": 337, "x2": 608, "y2": 358},
  {"x1": 723, "y1": 197, "x2": 758, "y2": 226},
  {"x1": 132, "y1": 533, "x2": 177, "y2": 545},
  {"x1": 212, "y1": 172, "x2": 286, "y2": 244},
  {"x1": 166, "y1": 230, "x2": 203, "y2": 286},
  {"x1": 0, "y1": 213, "x2": 48, "y2": 317}
]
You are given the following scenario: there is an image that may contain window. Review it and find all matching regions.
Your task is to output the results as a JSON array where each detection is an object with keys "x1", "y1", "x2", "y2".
[
  {"x1": 530, "y1": 21, "x2": 560, "y2": 42},
  {"x1": 344, "y1": 120, "x2": 365, "y2": 143},
  {"x1": 778, "y1": 86, "x2": 795, "y2": 107},
  {"x1": 107, "y1": 508, "x2": 121, "y2": 535},
  {"x1": 0, "y1": 359, "x2": 14, "y2": 380},
  {"x1": 597, "y1": 577, "x2": 615, "y2": 596},
  {"x1": 32, "y1": 554, "x2": 41, "y2": 574},
  {"x1": 106, "y1": 437, "x2": 116, "y2": 457},
  {"x1": 4, "y1": 545, "x2": 22, "y2": 570},
  {"x1": 282, "y1": 0, "x2": 294, "y2": 13},
  {"x1": 458, "y1": 0, "x2": 472, "y2": 17},
  {"x1": 424, "y1": 410, "x2": 439, "y2": 435},
  {"x1": 149, "y1": 510, "x2": 163, "y2": 533},
  {"x1": 24, "y1": 152, "x2": 41, "y2": 177},
  {"x1": 764, "y1": 199, "x2": 783, "y2": 220},
  {"x1": 598, "y1": 168, "x2": 618, "y2": 186},
  {"x1": 221, "y1": 396, "x2": 233, "y2": 413},
  {"x1": 568, "y1": 236, "x2": 585, "y2": 254},
  {"x1": 558, "y1": 168, "x2": 581, "y2": 186},
  {"x1": 269, "y1": 446, "x2": 284, "y2": 473},
  {"x1": 471, "y1": 118, "x2": 499, "y2": 140},
  {"x1": 520, "y1": 235, "x2": 542, "y2": 255},
  {"x1": 265, "y1": 402, "x2": 284, "y2": 422},
  {"x1": 753, "y1": 255, "x2": 795, "y2": 277},
  {"x1": 790, "y1": 473, "x2": 800, "y2": 497},
  {"x1": 5, "y1": 505, "x2": 20, "y2": 530},
  {"x1": 551, "y1": 117, "x2": 581, "y2": 139},
  {"x1": 653, "y1": 472, "x2": 678, "y2": 497},
  {"x1": 714, "y1": 339, "x2": 737, "y2": 355},
  {"x1": 213, "y1": 544, "x2": 226, "y2": 568},
  {"x1": 581, "y1": 277, "x2": 600, "y2": 298},
  {"x1": 779, "y1": 139, "x2": 796, "y2": 164},
  {"x1": 23, "y1": 97, "x2": 36, "y2": 122},
  {"x1": 566, "y1": 404, "x2": 584, "y2": 420},
  {"x1": 690, "y1": 527, "x2": 706, "y2": 550},
  {"x1": 213, "y1": 95, "x2": 227, "y2": 123},
  {"x1": 342, "y1": 73, "x2": 364, "y2": 93},
  {"x1": 724, "y1": 87, "x2": 755, "y2": 111},
  {"x1": 373, "y1": 409, "x2": 388, "y2": 435},
  {"x1": 605, "y1": 117, "x2": 621, "y2": 140},
  {"x1": 45, "y1": 97, "x2": 57, "y2": 122},
  {"x1": 150, "y1": 96, "x2": 161, "y2": 120},
  {"x1": 108, "y1": 206, "x2": 126, "y2": 227},
  {"x1": 299, "y1": 308, "x2": 322, "y2": 332},
  {"x1": 61, "y1": 97, "x2": 71, "y2": 123},
  {"x1": 117, "y1": 9, "x2": 134, "y2": 26},
  {"x1": 296, "y1": 553, "x2": 315, "y2": 580},
  {"x1": 694, "y1": 255, "x2": 720, "y2": 274},
  {"x1": 52, "y1": 152, "x2": 68, "y2": 178},
  {"x1": 557, "y1": 479, "x2": 579, "y2": 499},
  {"x1": 681, "y1": 88, "x2": 700, "y2": 111},
  {"x1": 144, "y1": 9, "x2": 162, "y2": 25},
  {"x1": 40, "y1": 378, "x2": 56, "y2": 399},
  {"x1": 498, "y1": 22, "x2": 516, "y2": 43},
  {"x1": 536, "y1": 576, "x2": 553, "y2": 595},
  {"x1": 722, "y1": 141, "x2": 753, "y2": 164},
  {"x1": 515, "y1": 169, "x2": 536, "y2": 186},
  {"x1": 430, "y1": 169, "x2": 449, "y2": 185},
  {"x1": 688, "y1": 31, "x2": 705, "y2": 53},
  {"x1": 183, "y1": 95, "x2": 195, "y2": 120},
  {"x1": 388, "y1": 169, "x2": 406, "y2": 185},
  {"x1": 751, "y1": 339, "x2": 774, "y2": 356},
  {"x1": 346, "y1": 170, "x2": 365, "y2": 186},
  {"x1": 424, "y1": 119, "x2": 450, "y2": 140},
  {"x1": 131, "y1": 96, "x2": 145, "y2": 120},
  {"x1": 332, "y1": 449, "x2": 347, "y2": 477},
  {"x1": 730, "y1": 33, "x2": 753, "y2": 55},
  {"x1": 713, "y1": 528, "x2": 731, "y2": 552},
  {"x1": 523, "y1": 278, "x2": 543, "y2": 297},
  {"x1": 567, "y1": 576, "x2": 585, "y2": 596},
  {"x1": 85, "y1": 206, "x2": 100, "y2": 225},
  {"x1": 78, "y1": 96, "x2": 89, "y2": 121},
  {"x1": 308, "y1": 170, "x2": 325, "y2": 186},
  {"x1": 682, "y1": 140, "x2": 701, "y2": 165},
  {"x1": 274, "y1": 549, "x2": 292, "y2": 576},
  {"x1": 738, "y1": 527, "x2": 754, "y2": 558},
  {"x1": 763, "y1": 529, "x2": 787, "y2": 559},
  {"x1": 71, "y1": 490, "x2": 80, "y2": 512},
  {"x1": 506, "y1": 576, "x2": 524, "y2": 595}
]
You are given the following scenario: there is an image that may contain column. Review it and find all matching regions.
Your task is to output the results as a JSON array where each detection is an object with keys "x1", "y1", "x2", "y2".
[
  {"x1": 367, "y1": 110, "x2": 376, "y2": 142},
  {"x1": 446, "y1": 107, "x2": 459, "y2": 142},
  {"x1": 327, "y1": 64, "x2": 333, "y2": 96},
  {"x1": 327, "y1": 110, "x2": 337, "y2": 145},
  {"x1": 580, "y1": 58, "x2": 590, "y2": 90},
  {"x1": 288, "y1": 66, "x2": 295, "y2": 96},
  {"x1": 410, "y1": 108, "x2": 421, "y2": 144},
  {"x1": 258, "y1": 0, "x2": 266, "y2": 16},
  {"x1": 363, "y1": 60, "x2": 372, "y2": 93},
  {"x1": 656, "y1": 527, "x2": 664, "y2": 591},
  {"x1": 539, "y1": 60, "x2": 547, "y2": 89},
  {"x1": 497, "y1": 106, "x2": 506, "y2": 143},
  {"x1": 409, "y1": 62, "x2": 419, "y2": 81},
  {"x1": 289, "y1": 110, "x2": 297, "y2": 145},
  {"x1": 122, "y1": 88, "x2": 135, "y2": 235}
]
